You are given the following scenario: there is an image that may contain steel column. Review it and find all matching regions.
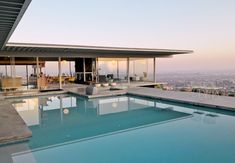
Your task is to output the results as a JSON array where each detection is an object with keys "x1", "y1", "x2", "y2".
[
  {"x1": 153, "y1": 57, "x2": 156, "y2": 83},
  {"x1": 127, "y1": 57, "x2": 130, "y2": 85},
  {"x1": 58, "y1": 57, "x2": 62, "y2": 89}
]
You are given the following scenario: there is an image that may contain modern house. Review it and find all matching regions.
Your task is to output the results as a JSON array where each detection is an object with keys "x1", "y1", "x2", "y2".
[
  {"x1": 0, "y1": 0, "x2": 192, "y2": 93},
  {"x1": 2, "y1": 1, "x2": 235, "y2": 163}
]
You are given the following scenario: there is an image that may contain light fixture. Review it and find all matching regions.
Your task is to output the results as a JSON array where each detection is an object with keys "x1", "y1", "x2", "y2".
[
  {"x1": 63, "y1": 108, "x2": 69, "y2": 114},
  {"x1": 62, "y1": 60, "x2": 67, "y2": 65},
  {"x1": 111, "y1": 60, "x2": 116, "y2": 65},
  {"x1": 140, "y1": 59, "x2": 146, "y2": 64}
]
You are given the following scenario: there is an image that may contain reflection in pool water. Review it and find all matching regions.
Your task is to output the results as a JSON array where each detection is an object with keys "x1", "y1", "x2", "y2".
[
  {"x1": 13, "y1": 95, "x2": 191, "y2": 149},
  {"x1": 2, "y1": 94, "x2": 235, "y2": 163}
]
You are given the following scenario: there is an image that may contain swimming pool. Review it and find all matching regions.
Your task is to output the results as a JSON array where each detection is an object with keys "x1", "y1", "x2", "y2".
[{"x1": 1, "y1": 94, "x2": 235, "y2": 163}]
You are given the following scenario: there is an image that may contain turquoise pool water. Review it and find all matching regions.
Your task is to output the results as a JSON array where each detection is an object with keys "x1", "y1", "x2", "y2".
[{"x1": 2, "y1": 94, "x2": 235, "y2": 163}]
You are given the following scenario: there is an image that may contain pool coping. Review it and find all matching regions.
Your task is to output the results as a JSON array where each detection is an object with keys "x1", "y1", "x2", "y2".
[
  {"x1": 68, "y1": 89, "x2": 127, "y2": 99},
  {"x1": 68, "y1": 87, "x2": 235, "y2": 111},
  {"x1": 2, "y1": 90, "x2": 66, "y2": 100},
  {"x1": 127, "y1": 87, "x2": 235, "y2": 112}
]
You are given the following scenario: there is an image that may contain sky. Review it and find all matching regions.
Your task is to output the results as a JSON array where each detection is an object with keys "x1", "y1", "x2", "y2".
[{"x1": 9, "y1": 0, "x2": 235, "y2": 73}]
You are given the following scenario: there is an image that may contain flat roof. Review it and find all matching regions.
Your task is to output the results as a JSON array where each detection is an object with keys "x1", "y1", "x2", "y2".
[
  {"x1": 0, "y1": 42, "x2": 193, "y2": 58},
  {"x1": 0, "y1": 0, "x2": 31, "y2": 49},
  {"x1": 0, "y1": 1, "x2": 193, "y2": 58}
]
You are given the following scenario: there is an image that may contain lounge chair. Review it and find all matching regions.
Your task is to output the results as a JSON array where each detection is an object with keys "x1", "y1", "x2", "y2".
[{"x1": 107, "y1": 74, "x2": 114, "y2": 80}]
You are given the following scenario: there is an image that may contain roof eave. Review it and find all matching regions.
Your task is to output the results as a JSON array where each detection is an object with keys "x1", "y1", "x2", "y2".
[{"x1": 1, "y1": 0, "x2": 32, "y2": 50}]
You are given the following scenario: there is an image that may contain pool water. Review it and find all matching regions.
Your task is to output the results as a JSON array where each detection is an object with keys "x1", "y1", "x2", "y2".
[{"x1": 2, "y1": 94, "x2": 235, "y2": 163}]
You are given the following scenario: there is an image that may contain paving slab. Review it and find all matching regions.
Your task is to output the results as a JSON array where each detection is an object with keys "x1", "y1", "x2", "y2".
[
  {"x1": 128, "y1": 87, "x2": 235, "y2": 111},
  {"x1": 4, "y1": 90, "x2": 66, "y2": 100},
  {"x1": 0, "y1": 101, "x2": 32, "y2": 144}
]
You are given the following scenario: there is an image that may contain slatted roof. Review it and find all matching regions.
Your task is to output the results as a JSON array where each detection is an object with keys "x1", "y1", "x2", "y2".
[
  {"x1": 0, "y1": 0, "x2": 31, "y2": 49},
  {"x1": 0, "y1": 42, "x2": 193, "y2": 58}
]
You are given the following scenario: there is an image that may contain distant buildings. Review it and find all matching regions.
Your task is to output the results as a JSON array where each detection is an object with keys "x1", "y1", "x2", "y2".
[{"x1": 156, "y1": 73, "x2": 235, "y2": 97}]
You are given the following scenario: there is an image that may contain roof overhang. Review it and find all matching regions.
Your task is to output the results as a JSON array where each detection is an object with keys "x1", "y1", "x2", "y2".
[
  {"x1": 0, "y1": 42, "x2": 193, "y2": 58},
  {"x1": 0, "y1": 0, "x2": 31, "y2": 49},
  {"x1": 0, "y1": 1, "x2": 193, "y2": 58}
]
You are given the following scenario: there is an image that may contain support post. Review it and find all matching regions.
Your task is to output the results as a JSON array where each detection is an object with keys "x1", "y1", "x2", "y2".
[
  {"x1": 26, "y1": 65, "x2": 29, "y2": 89},
  {"x1": 91, "y1": 59, "x2": 94, "y2": 82},
  {"x1": 133, "y1": 59, "x2": 135, "y2": 75},
  {"x1": 83, "y1": 58, "x2": 86, "y2": 82},
  {"x1": 5, "y1": 65, "x2": 7, "y2": 76},
  {"x1": 127, "y1": 57, "x2": 130, "y2": 85},
  {"x1": 96, "y1": 58, "x2": 99, "y2": 83},
  {"x1": 153, "y1": 57, "x2": 156, "y2": 83},
  {"x1": 117, "y1": 60, "x2": 119, "y2": 79},
  {"x1": 69, "y1": 61, "x2": 72, "y2": 77},
  {"x1": 10, "y1": 57, "x2": 15, "y2": 77},
  {"x1": 13, "y1": 57, "x2": 16, "y2": 77},
  {"x1": 10, "y1": 63, "x2": 12, "y2": 77},
  {"x1": 58, "y1": 57, "x2": 62, "y2": 90},
  {"x1": 36, "y1": 57, "x2": 39, "y2": 90},
  {"x1": 146, "y1": 59, "x2": 148, "y2": 77}
]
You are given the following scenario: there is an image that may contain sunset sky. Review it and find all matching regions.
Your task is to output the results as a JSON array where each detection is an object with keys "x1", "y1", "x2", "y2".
[{"x1": 9, "y1": 0, "x2": 235, "y2": 73}]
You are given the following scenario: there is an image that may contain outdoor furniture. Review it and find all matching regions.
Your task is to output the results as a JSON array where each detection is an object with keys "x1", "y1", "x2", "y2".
[
  {"x1": 102, "y1": 83, "x2": 109, "y2": 87},
  {"x1": 99, "y1": 75, "x2": 107, "y2": 83},
  {"x1": 47, "y1": 76, "x2": 54, "y2": 84},
  {"x1": 54, "y1": 76, "x2": 65, "y2": 84},
  {"x1": 0, "y1": 77, "x2": 22, "y2": 91},
  {"x1": 110, "y1": 82, "x2": 117, "y2": 86},
  {"x1": 95, "y1": 83, "x2": 101, "y2": 87},
  {"x1": 68, "y1": 77, "x2": 76, "y2": 82},
  {"x1": 132, "y1": 76, "x2": 140, "y2": 81},
  {"x1": 140, "y1": 72, "x2": 148, "y2": 81},
  {"x1": 38, "y1": 76, "x2": 48, "y2": 90},
  {"x1": 86, "y1": 86, "x2": 98, "y2": 95},
  {"x1": 107, "y1": 74, "x2": 114, "y2": 79},
  {"x1": 29, "y1": 75, "x2": 37, "y2": 85}
]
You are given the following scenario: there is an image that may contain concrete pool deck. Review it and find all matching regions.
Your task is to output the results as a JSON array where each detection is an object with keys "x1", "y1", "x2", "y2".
[
  {"x1": 128, "y1": 87, "x2": 235, "y2": 111},
  {"x1": 0, "y1": 90, "x2": 68, "y2": 145},
  {"x1": 67, "y1": 86, "x2": 235, "y2": 111},
  {"x1": 68, "y1": 87, "x2": 127, "y2": 99},
  {"x1": 0, "y1": 101, "x2": 32, "y2": 144}
]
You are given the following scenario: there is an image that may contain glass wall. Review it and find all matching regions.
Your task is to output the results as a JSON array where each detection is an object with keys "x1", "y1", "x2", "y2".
[
  {"x1": 74, "y1": 58, "x2": 95, "y2": 84},
  {"x1": 129, "y1": 58, "x2": 154, "y2": 82},
  {"x1": 98, "y1": 58, "x2": 127, "y2": 83},
  {"x1": 39, "y1": 58, "x2": 75, "y2": 90},
  {"x1": 0, "y1": 57, "x2": 39, "y2": 93},
  {"x1": 60, "y1": 58, "x2": 76, "y2": 87},
  {"x1": 97, "y1": 58, "x2": 154, "y2": 84},
  {"x1": 0, "y1": 57, "x2": 77, "y2": 94}
]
